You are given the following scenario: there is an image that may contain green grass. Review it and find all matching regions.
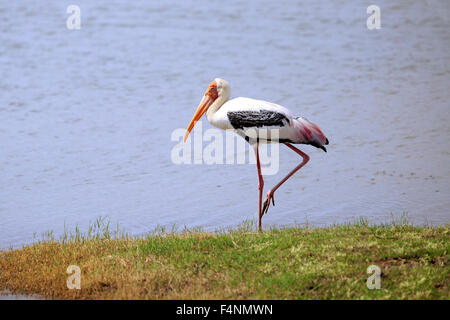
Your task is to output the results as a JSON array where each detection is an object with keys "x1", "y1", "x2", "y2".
[{"x1": 0, "y1": 217, "x2": 448, "y2": 299}]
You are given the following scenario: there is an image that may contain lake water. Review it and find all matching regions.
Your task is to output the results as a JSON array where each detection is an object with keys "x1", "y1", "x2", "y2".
[
  {"x1": 1, "y1": 0, "x2": 449, "y2": 249},
  {"x1": 0, "y1": 290, "x2": 42, "y2": 300}
]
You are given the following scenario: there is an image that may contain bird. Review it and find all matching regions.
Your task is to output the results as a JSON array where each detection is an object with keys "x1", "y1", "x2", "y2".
[{"x1": 183, "y1": 78, "x2": 329, "y2": 231}]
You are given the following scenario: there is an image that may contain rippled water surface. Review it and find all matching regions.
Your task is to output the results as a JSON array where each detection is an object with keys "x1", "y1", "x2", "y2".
[{"x1": 1, "y1": 0, "x2": 449, "y2": 248}]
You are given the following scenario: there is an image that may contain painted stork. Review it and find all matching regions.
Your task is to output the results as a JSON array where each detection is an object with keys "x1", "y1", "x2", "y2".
[{"x1": 183, "y1": 78, "x2": 329, "y2": 231}]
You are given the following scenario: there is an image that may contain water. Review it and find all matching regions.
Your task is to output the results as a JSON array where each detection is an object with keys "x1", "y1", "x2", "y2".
[
  {"x1": 0, "y1": 290, "x2": 43, "y2": 300},
  {"x1": 1, "y1": 0, "x2": 449, "y2": 249}
]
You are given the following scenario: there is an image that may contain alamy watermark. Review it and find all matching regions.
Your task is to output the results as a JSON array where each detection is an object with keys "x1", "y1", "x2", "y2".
[
  {"x1": 66, "y1": 265, "x2": 81, "y2": 290},
  {"x1": 66, "y1": 5, "x2": 81, "y2": 30},
  {"x1": 366, "y1": 265, "x2": 381, "y2": 290},
  {"x1": 367, "y1": 5, "x2": 381, "y2": 30},
  {"x1": 171, "y1": 121, "x2": 281, "y2": 175}
]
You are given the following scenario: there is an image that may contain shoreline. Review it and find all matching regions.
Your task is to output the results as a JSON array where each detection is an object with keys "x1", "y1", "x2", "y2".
[
  {"x1": 0, "y1": 290, "x2": 44, "y2": 300},
  {"x1": 1, "y1": 222, "x2": 448, "y2": 299}
]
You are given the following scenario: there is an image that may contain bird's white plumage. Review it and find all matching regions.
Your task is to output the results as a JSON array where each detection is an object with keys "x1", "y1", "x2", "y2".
[
  {"x1": 207, "y1": 97, "x2": 296, "y2": 143},
  {"x1": 221, "y1": 97, "x2": 294, "y2": 117},
  {"x1": 204, "y1": 78, "x2": 328, "y2": 147},
  {"x1": 208, "y1": 97, "x2": 293, "y2": 128}
]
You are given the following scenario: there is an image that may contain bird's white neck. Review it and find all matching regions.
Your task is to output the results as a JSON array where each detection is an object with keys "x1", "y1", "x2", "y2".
[{"x1": 206, "y1": 91, "x2": 229, "y2": 123}]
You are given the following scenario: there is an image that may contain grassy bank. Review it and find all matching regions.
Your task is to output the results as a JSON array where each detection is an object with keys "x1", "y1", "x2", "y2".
[{"x1": 0, "y1": 219, "x2": 448, "y2": 299}]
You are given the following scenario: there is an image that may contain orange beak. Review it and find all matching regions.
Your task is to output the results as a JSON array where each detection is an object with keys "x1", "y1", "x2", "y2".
[{"x1": 183, "y1": 82, "x2": 217, "y2": 142}]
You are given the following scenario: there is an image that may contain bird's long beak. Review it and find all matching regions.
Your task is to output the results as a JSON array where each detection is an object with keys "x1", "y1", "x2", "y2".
[{"x1": 183, "y1": 94, "x2": 214, "y2": 142}]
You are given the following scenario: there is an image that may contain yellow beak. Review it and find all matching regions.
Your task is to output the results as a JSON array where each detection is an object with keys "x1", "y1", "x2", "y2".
[{"x1": 183, "y1": 94, "x2": 214, "y2": 142}]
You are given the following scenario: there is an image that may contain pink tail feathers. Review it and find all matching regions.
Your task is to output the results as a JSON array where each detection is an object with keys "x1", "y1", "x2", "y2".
[{"x1": 294, "y1": 117, "x2": 329, "y2": 152}]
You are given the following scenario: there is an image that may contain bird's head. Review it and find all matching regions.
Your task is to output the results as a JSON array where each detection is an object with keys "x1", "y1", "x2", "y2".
[{"x1": 183, "y1": 78, "x2": 229, "y2": 142}]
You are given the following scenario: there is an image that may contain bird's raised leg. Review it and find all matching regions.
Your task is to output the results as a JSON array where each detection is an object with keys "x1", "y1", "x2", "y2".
[
  {"x1": 253, "y1": 143, "x2": 264, "y2": 231},
  {"x1": 262, "y1": 143, "x2": 310, "y2": 216}
]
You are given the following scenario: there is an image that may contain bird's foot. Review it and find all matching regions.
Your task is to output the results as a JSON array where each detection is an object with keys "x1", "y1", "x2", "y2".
[{"x1": 261, "y1": 190, "x2": 275, "y2": 216}]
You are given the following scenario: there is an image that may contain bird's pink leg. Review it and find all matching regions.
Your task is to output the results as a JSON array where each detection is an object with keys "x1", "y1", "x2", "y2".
[
  {"x1": 253, "y1": 143, "x2": 264, "y2": 231},
  {"x1": 262, "y1": 143, "x2": 310, "y2": 216}
]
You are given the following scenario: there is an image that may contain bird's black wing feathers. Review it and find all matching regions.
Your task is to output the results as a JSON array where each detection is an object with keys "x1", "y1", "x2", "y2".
[{"x1": 227, "y1": 110, "x2": 290, "y2": 130}]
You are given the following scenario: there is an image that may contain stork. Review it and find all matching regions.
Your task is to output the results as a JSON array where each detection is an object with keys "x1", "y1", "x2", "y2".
[{"x1": 183, "y1": 78, "x2": 329, "y2": 231}]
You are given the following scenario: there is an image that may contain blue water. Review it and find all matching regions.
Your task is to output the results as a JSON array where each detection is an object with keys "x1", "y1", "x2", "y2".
[{"x1": 1, "y1": 0, "x2": 449, "y2": 249}]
